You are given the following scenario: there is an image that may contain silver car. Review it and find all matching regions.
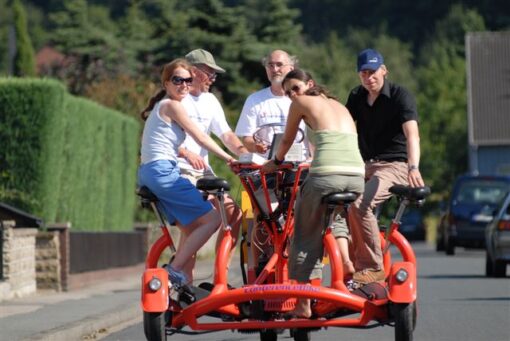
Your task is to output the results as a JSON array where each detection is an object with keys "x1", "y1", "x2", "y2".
[{"x1": 485, "y1": 191, "x2": 510, "y2": 277}]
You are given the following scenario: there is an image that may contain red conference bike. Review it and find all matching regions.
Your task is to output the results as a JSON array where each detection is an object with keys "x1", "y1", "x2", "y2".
[{"x1": 138, "y1": 159, "x2": 430, "y2": 341}]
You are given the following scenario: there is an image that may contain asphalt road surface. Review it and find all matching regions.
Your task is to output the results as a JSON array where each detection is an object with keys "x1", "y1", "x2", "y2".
[{"x1": 103, "y1": 242, "x2": 510, "y2": 341}]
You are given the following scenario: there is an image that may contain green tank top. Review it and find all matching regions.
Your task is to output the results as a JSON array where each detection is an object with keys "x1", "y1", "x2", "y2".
[{"x1": 307, "y1": 127, "x2": 365, "y2": 176}]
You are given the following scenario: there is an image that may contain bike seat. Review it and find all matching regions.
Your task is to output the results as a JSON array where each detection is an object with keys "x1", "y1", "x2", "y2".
[
  {"x1": 196, "y1": 177, "x2": 230, "y2": 192},
  {"x1": 136, "y1": 186, "x2": 158, "y2": 202},
  {"x1": 322, "y1": 192, "x2": 359, "y2": 206},
  {"x1": 389, "y1": 185, "x2": 431, "y2": 201}
]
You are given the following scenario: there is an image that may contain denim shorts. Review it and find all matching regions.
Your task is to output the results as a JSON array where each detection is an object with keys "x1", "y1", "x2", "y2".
[{"x1": 138, "y1": 160, "x2": 213, "y2": 226}]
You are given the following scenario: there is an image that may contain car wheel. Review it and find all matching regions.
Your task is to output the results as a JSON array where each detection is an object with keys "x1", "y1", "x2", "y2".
[
  {"x1": 436, "y1": 232, "x2": 445, "y2": 251},
  {"x1": 494, "y1": 259, "x2": 507, "y2": 278},
  {"x1": 485, "y1": 252, "x2": 494, "y2": 277},
  {"x1": 445, "y1": 235, "x2": 455, "y2": 255}
]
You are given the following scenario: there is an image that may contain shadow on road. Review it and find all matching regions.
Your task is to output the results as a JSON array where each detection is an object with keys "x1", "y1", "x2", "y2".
[{"x1": 420, "y1": 274, "x2": 486, "y2": 279}]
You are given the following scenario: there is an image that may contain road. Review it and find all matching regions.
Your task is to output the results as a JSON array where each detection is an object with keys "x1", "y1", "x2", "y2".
[{"x1": 103, "y1": 243, "x2": 510, "y2": 341}]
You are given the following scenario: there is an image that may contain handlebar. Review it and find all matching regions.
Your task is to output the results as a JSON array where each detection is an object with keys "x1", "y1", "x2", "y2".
[{"x1": 230, "y1": 161, "x2": 310, "y2": 175}]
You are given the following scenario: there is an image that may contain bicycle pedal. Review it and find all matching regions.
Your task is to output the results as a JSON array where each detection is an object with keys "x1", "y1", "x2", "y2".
[{"x1": 177, "y1": 286, "x2": 196, "y2": 304}]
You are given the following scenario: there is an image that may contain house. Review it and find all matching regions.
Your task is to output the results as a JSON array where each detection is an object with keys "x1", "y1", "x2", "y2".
[{"x1": 466, "y1": 31, "x2": 510, "y2": 175}]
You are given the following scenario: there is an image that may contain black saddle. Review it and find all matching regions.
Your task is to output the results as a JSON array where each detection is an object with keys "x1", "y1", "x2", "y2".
[
  {"x1": 136, "y1": 186, "x2": 158, "y2": 202},
  {"x1": 389, "y1": 185, "x2": 431, "y2": 201},
  {"x1": 322, "y1": 192, "x2": 359, "y2": 206},
  {"x1": 196, "y1": 177, "x2": 230, "y2": 192}
]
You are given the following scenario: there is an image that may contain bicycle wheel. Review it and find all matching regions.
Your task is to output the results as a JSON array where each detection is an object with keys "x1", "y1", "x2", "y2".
[
  {"x1": 143, "y1": 310, "x2": 172, "y2": 341},
  {"x1": 393, "y1": 301, "x2": 416, "y2": 341}
]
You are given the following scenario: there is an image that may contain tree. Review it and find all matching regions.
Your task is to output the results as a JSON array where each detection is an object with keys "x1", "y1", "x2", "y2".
[
  {"x1": 116, "y1": 1, "x2": 156, "y2": 74},
  {"x1": 146, "y1": 0, "x2": 260, "y2": 108},
  {"x1": 244, "y1": 0, "x2": 302, "y2": 44},
  {"x1": 297, "y1": 32, "x2": 356, "y2": 101},
  {"x1": 13, "y1": 0, "x2": 36, "y2": 77},
  {"x1": 416, "y1": 4, "x2": 486, "y2": 196},
  {"x1": 49, "y1": 0, "x2": 122, "y2": 94}
]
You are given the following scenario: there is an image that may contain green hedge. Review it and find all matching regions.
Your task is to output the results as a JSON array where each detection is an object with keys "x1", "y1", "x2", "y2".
[{"x1": 0, "y1": 78, "x2": 140, "y2": 231}]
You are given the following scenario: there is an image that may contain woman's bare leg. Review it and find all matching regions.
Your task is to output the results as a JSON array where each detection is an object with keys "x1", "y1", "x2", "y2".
[
  {"x1": 170, "y1": 209, "x2": 221, "y2": 273},
  {"x1": 336, "y1": 237, "x2": 355, "y2": 275}
]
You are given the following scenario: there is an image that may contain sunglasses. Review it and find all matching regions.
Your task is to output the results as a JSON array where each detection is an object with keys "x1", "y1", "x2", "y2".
[
  {"x1": 171, "y1": 76, "x2": 193, "y2": 85},
  {"x1": 285, "y1": 84, "x2": 302, "y2": 97}
]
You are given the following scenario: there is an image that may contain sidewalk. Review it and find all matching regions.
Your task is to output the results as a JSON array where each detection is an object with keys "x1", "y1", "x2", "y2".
[{"x1": 0, "y1": 256, "x2": 242, "y2": 341}]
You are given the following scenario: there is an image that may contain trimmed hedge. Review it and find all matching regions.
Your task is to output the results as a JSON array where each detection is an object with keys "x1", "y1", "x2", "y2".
[{"x1": 0, "y1": 78, "x2": 140, "y2": 231}]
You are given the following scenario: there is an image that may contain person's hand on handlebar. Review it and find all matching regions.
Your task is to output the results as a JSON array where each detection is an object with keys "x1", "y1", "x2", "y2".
[
  {"x1": 261, "y1": 159, "x2": 278, "y2": 173},
  {"x1": 255, "y1": 142, "x2": 269, "y2": 154},
  {"x1": 228, "y1": 158, "x2": 242, "y2": 173}
]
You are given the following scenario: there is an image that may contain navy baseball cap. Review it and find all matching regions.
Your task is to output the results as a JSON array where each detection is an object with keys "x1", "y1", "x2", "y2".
[{"x1": 357, "y1": 49, "x2": 384, "y2": 72}]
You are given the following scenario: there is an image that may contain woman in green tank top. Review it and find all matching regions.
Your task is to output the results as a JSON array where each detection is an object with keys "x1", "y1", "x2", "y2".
[{"x1": 262, "y1": 69, "x2": 365, "y2": 318}]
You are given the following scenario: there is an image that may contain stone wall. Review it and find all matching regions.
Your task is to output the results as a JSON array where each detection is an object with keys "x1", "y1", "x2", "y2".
[
  {"x1": 35, "y1": 231, "x2": 61, "y2": 291},
  {"x1": 0, "y1": 220, "x2": 38, "y2": 301}
]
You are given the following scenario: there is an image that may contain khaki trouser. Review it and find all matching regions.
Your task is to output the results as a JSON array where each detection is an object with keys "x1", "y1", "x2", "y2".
[
  {"x1": 349, "y1": 161, "x2": 408, "y2": 272},
  {"x1": 289, "y1": 173, "x2": 364, "y2": 282}
]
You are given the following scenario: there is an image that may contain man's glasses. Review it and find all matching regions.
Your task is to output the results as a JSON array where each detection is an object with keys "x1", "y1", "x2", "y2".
[
  {"x1": 285, "y1": 84, "x2": 302, "y2": 97},
  {"x1": 265, "y1": 62, "x2": 290, "y2": 69},
  {"x1": 196, "y1": 66, "x2": 217, "y2": 81},
  {"x1": 171, "y1": 76, "x2": 193, "y2": 86}
]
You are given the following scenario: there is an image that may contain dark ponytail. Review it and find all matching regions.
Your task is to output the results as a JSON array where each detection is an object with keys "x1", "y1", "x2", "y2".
[
  {"x1": 305, "y1": 85, "x2": 338, "y2": 101},
  {"x1": 140, "y1": 89, "x2": 166, "y2": 121}
]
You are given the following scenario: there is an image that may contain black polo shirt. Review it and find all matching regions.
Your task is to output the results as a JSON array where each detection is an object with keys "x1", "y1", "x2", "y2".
[{"x1": 346, "y1": 80, "x2": 418, "y2": 162}]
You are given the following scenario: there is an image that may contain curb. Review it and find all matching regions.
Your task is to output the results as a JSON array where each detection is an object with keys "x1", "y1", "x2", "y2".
[
  {"x1": 22, "y1": 302, "x2": 140, "y2": 341},
  {"x1": 22, "y1": 256, "x2": 243, "y2": 340}
]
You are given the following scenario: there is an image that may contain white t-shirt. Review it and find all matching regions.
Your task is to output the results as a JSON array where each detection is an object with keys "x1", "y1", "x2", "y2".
[
  {"x1": 177, "y1": 92, "x2": 231, "y2": 173},
  {"x1": 235, "y1": 87, "x2": 308, "y2": 159}
]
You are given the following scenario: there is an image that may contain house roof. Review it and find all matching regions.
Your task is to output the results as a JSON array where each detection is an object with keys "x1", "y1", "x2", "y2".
[{"x1": 0, "y1": 202, "x2": 43, "y2": 228}]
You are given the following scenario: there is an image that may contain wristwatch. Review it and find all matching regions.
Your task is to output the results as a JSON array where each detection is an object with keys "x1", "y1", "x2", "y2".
[
  {"x1": 408, "y1": 165, "x2": 419, "y2": 172},
  {"x1": 274, "y1": 156, "x2": 284, "y2": 165}
]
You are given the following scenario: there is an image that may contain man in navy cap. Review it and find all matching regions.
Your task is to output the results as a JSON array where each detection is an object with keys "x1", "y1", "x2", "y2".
[{"x1": 346, "y1": 48, "x2": 425, "y2": 286}]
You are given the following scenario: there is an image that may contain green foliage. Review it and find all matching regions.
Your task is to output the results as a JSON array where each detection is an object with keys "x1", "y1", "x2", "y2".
[
  {"x1": 83, "y1": 74, "x2": 157, "y2": 119},
  {"x1": 0, "y1": 0, "x2": 504, "y2": 219},
  {"x1": 0, "y1": 0, "x2": 10, "y2": 75},
  {"x1": 298, "y1": 33, "x2": 357, "y2": 102},
  {"x1": 49, "y1": 0, "x2": 122, "y2": 94},
  {"x1": 54, "y1": 95, "x2": 140, "y2": 231},
  {"x1": 0, "y1": 78, "x2": 140, "y2": 231},
  {"x1": 0, "y1": 78, "x2": 66, "y2": 214},
  {"x1": 13, "y1": 0, "x2": 36, "y2": 77},
  {"x1": 244, "y1": 0, "x2": 302, "y2": 44},
  {"x1": 416, "y1": 4, "x2": 486, "y2": 199},
  {"x1": 116, "y1": 1, "x2": 156, "y2": 74}
]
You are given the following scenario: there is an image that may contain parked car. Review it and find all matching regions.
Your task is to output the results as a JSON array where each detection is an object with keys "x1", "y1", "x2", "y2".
[
  {"x1": 399, "y1": 209, "x2": 426, "y2": 241},
  {"x1": 485, "y1": 191, "x2": 510, "y2": 277},
  {"x1": 436, "y1": 174, "x2": 510, "y2": 255}
]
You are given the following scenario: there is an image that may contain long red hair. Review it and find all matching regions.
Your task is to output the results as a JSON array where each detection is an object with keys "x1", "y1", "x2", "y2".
[{"x1": 140, "y1": 59, "x2": 193, "y2": 121}]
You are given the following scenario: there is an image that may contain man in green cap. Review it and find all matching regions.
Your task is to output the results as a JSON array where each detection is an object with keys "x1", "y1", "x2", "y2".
[{"x1": 176, "y1": 49, "x2": 248, "y2": 279}]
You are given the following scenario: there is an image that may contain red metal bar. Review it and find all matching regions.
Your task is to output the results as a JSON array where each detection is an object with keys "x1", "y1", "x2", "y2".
[
  {"x1": 145, "y1": 235, "x2": 170, "y2": 268},
  {"x1": 172, "y1": 284, "x2": 374, "y2": 328}
]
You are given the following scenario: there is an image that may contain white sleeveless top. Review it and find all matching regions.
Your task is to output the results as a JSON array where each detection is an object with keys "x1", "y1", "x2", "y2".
[{"x1": 140, "y1": 99, "x2": 186, "y2": 164}]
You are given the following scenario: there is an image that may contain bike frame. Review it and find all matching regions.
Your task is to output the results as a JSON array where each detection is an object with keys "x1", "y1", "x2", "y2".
[{"x1": 140, "y1": 162, "x2": 422, "y2": 333}]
